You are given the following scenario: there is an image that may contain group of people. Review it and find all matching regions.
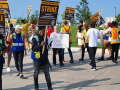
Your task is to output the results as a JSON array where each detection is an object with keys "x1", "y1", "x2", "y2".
[{"x1": 0, "y1": 18, "x2": 120, "y2": 90}]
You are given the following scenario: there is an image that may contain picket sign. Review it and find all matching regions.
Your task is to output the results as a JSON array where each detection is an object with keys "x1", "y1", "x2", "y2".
[{"x1": 77, "y1": 32, "x2": 82, "y2": 46}]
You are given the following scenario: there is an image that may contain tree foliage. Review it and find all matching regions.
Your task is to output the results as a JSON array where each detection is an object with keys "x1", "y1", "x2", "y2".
[
  {"x1": 115, "y1": 13, "x2": 120, "y2": 24},
  {"x1": 75, "y1": 0, "x2": 92, "y2": 21}
]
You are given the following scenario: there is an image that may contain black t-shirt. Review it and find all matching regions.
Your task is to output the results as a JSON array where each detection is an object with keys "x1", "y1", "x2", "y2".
[
  {"x1": 17, "y1": 33, "x2": 21, "y2": 39},
  {"x1": 78, "y1": 25, "x2": 84, "y2": 32}
]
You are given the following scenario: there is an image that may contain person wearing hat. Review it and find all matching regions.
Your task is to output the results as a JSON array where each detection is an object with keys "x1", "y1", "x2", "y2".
[
  {"x1": 0, "y1": 34, "x2": 7, "y2": 90},
  {"x1": 21, "y1": 17, "x2": 31, "y2": 52},
  {"x1": 31, "y1": 26, "x2": 52, "y2": 90},
  {"x1": 7, "y1": 25, "x2": 27, "y2": 78}
]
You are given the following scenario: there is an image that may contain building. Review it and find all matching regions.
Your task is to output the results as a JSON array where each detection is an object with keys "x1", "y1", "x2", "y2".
[{"x1": 105, "y1": 17, "x2": 115, "y2": 26}]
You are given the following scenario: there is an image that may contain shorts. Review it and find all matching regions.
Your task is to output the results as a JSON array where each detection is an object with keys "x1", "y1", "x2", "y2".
[
  {"x1": 103, "y1": 36, "x2": 109, "y2": 40},
  {"x1": 7, "y1": 47, "x2": 12, "y2": 54}
]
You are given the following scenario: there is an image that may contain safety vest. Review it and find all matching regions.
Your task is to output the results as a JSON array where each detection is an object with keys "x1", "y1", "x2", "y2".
[
  {"x1": 12, "y1": 33, "x2": 25, "y2": 51},
  {"x1": 61, "y1": 26, "x2": 72, "y2": 42},
  {"x1": 82, "y1": 30, "x2": 89, "y2": 45},
  {"x1": 0, "y1": 39, "x2": 5, "y2": 64},
  {"x1": 111, "y1": 28, "x2": 120, "y2": 44},
  {"x1": 31, "y1": 35, "x2": 41, "y2": 61},
  {"x1": 31, "y1": 35, "x2": 48, "y2": 61}
]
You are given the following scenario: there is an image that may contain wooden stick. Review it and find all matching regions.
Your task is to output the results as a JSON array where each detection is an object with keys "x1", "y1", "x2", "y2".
[{"x1": 42, "y1": 26, "x2": 48, "y2": 54}]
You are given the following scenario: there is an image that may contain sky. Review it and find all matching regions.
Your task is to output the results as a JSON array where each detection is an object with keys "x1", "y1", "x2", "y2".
[{"x1": 8, "y1": 0, "x2": 120, "y2": 22}]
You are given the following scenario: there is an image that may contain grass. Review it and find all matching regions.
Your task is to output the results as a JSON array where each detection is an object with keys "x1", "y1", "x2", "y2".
[{"x1": 57, "y1": 26, "x2": 103, "y2": 48}]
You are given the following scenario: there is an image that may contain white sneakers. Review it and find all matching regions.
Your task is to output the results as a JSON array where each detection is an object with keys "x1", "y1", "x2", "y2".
[{"x1": 6, "y1": 67, "x2": 11, "y2": 72}]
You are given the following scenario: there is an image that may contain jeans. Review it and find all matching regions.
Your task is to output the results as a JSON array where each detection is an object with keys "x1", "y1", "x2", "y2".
[
  {"x1": 61, "y1": 42, "x2": 73, "y2": 60},
  {"x1": 13, "y1": 51, "x2": 24, "y2": 73},
  {"x1": 53, "y1": 48, "x2": 63, "y2": 65},
  {"x1": 0, "y1": 56, "x2": 3, "y2": 90},
  {"x1": 81, "y1": 43, "x2": 90, "y2": 60},
  {"x1": 111, "y1": 44, "x2": 119, "y2": 62},
  {"x1": 89, "y1": 47, "x2": 97, "y2": 68},
  {"x1": 34, "y1": 59, "x2": 52, "y2": 90}
]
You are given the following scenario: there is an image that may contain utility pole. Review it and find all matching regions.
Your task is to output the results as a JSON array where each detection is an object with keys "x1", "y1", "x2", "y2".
[{"x1": 114, "y1": 7, "x2": 116, "y2": 17}]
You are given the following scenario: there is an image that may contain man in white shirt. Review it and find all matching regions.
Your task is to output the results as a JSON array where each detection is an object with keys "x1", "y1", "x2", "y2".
[{"x1": 84, "y1": 22, "x2": 100, "y2": 71}]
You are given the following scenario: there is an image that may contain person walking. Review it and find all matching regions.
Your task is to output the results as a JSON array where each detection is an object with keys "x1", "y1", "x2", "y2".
[
  {"x1": 50, "y1": 26, "x2": 64, "y2": 66},
  {"x1": 61, "y1": 20, "x2": 74, "y2": 63},
  {"x1": 21, "y1": 17, "x2": 31, "y2": 52},
  {"x1": 84, "y1": 22, "x2": 100, "y2": 71},
  {"x1": 76, "y1": 24, "x2": 90, "y2": 61},
  {"x1": 98, "y1": 22, "x2": 112, "y2": 61},
  {"x1": 77, "y1": 20, "x2": 84, "y2": 50},
  {"x1": 109, "y1": 21, "x2": 120, "y2": 64},
  {"x1": 0, "y1": 34, "x2": 7, "y2": 90},
  {"x1": 7, "y1": 25, "x2": 27, "y2": 78},
  {"x1": 6, "y1": 24, "x2": 15, "y2": 72},
  {"x1": 31, "y1": 26, "x2": 52, "y2": 90}
]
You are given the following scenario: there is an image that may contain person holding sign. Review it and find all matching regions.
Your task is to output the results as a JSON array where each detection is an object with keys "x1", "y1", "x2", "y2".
[
  {"x1": 109, "y1": 21, "x2": 120, "y2": 64},
  {"x1": 61, "y1": 20, "x2": 74, "y2": 63},
  {"x1": 50, "y1": 26, "x2": 64, "y2": 67},
  {"x1": 21, "y1": 18, "x2": 31, "y2": 52},
  {"x1": 98, "y1": 22, "x2": 112, "y2": 61},
  {"x1": 76, "y1": 24, "x2": 90, "y2": 61},
  {"x1": 31, "y1": 26, "x2": 52, "y2": 90},
  {"x1": 77, "y1": 20, "x2": 84, "y2": 50},
  {"x1": 7, "y1": 25, "x2": 27, "y2": 78},
  {"x1": 0, "y1": 34, "x2": 7, "y2": 90},
  {"x1": 84, "y1": 22, "x2": 100, "y2": 71}
]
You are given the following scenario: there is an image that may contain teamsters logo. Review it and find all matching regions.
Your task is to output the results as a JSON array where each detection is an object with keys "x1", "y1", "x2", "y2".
[{"x1": 51, "y1": 20, "x2": 55, "y2": 25}]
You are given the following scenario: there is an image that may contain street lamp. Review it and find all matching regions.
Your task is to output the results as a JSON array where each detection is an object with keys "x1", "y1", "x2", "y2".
[
  {"x1": 22, "y1": 13, "x2": 24, "y2": 19},
  {"x1": 114, "y1": 7, "x2": 116, "y2": 17}
]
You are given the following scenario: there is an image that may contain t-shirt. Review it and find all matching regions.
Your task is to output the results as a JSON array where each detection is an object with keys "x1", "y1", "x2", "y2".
[
  {"x1": 87, "y1": 28, "x2": 100, "y2": 47},
  {"x1": 17, "y1": 33, "x2": 21, "y2": 39},
  {"x1": 21, "y1": 23, "x2": 30, "y2": 34},
  {"x1": 47, "y1": 27, "x2": 53, "y2": 37},
  {"x1": 78, "y1": 25, "x2": 84, "y2": 32}
]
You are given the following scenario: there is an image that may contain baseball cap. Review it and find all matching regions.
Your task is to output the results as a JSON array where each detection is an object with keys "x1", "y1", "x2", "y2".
[{"x1": 15, "y1": 25, "x2": 23, "y2": 29}]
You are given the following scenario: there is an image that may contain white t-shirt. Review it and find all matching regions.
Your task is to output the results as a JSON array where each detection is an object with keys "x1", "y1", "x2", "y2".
[{"x1": 87, "y1": 28, "x2": 100, "y2": 47}]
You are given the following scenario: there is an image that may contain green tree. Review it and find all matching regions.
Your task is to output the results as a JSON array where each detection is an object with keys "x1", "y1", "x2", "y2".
[
  {"x1": 30, "y1": 10, "x2": 39, "y2": 22},
  {"x1": 61, "y1": 11, "x2": 65, "y2": 20},
  {"x1": 76, "y1": 0, "x2": 92, "y2": 21},
  {"x1": 115, "y1": 13, "x2": 120, "y2": 25}
]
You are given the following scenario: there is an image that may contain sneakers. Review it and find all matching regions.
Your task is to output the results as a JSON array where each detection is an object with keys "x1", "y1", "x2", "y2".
[
  {"x1": 114, "y1": 61, "x2": 118, "y2": 64},
  {"x1": 6, "y1": 67, "x2": 11, "y2": 72},
  {"x1": 89, "y1": 63, "x2": 92, "y2": 68},
  {"x1": 98, "y1": 56, "x2": 104, "y2": 61},
  {"x1": 69, "y1": 60, "x2": 74, "y2": 63},
  {"x1": 19, "y1": 74, "x2": 24, "y2": 78},
  {"x1": 91, "y1": 67, "x2": 96, "y2": 71},
  {"x1": 35, "y1": 87, "x2": 39, "y2": 90},
  {"x1": 60, "y1": 63, "x2": 64, "y2": 67},
  {"x1": 28, "y1": 48, "x2": 30, "y2": 52},
  {"x1": 107, "y1": 56, "x2": 112, "y2": 60},
  {"x1": 16, "y1": 73, "x2": 20, "y2": 76},
  {"x1": 79, "y1": 59, "x2": 84, "y2": 61}
]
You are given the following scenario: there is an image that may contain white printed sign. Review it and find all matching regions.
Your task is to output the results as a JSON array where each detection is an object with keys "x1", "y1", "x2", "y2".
[
  {"x1": 78, "y1": 32, "x2": 82, "y2": 45},
  {"x1": 52, "y1": 34, "x2": 69, "y2": 48}
]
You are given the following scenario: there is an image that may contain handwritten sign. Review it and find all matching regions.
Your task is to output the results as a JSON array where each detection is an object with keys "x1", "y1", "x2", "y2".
[
  {"x1": 0, "y1": 10, "x2": 5, "y2": 35},
  {"x1": 78, "y1": 32, "x2": 82, "y2": 45},
  {"x1": 38, "y1": 0, "x2": 60, "y2": 26},
  {"x1": 10, "y1": 19, "x2": 16, "y2": 24},
  {"x1": 52, "y1": 34, "x2": 69, "y2": 48},
  {"x1": 65, "y1": 7, "x2": 75, "y2": 20}
]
